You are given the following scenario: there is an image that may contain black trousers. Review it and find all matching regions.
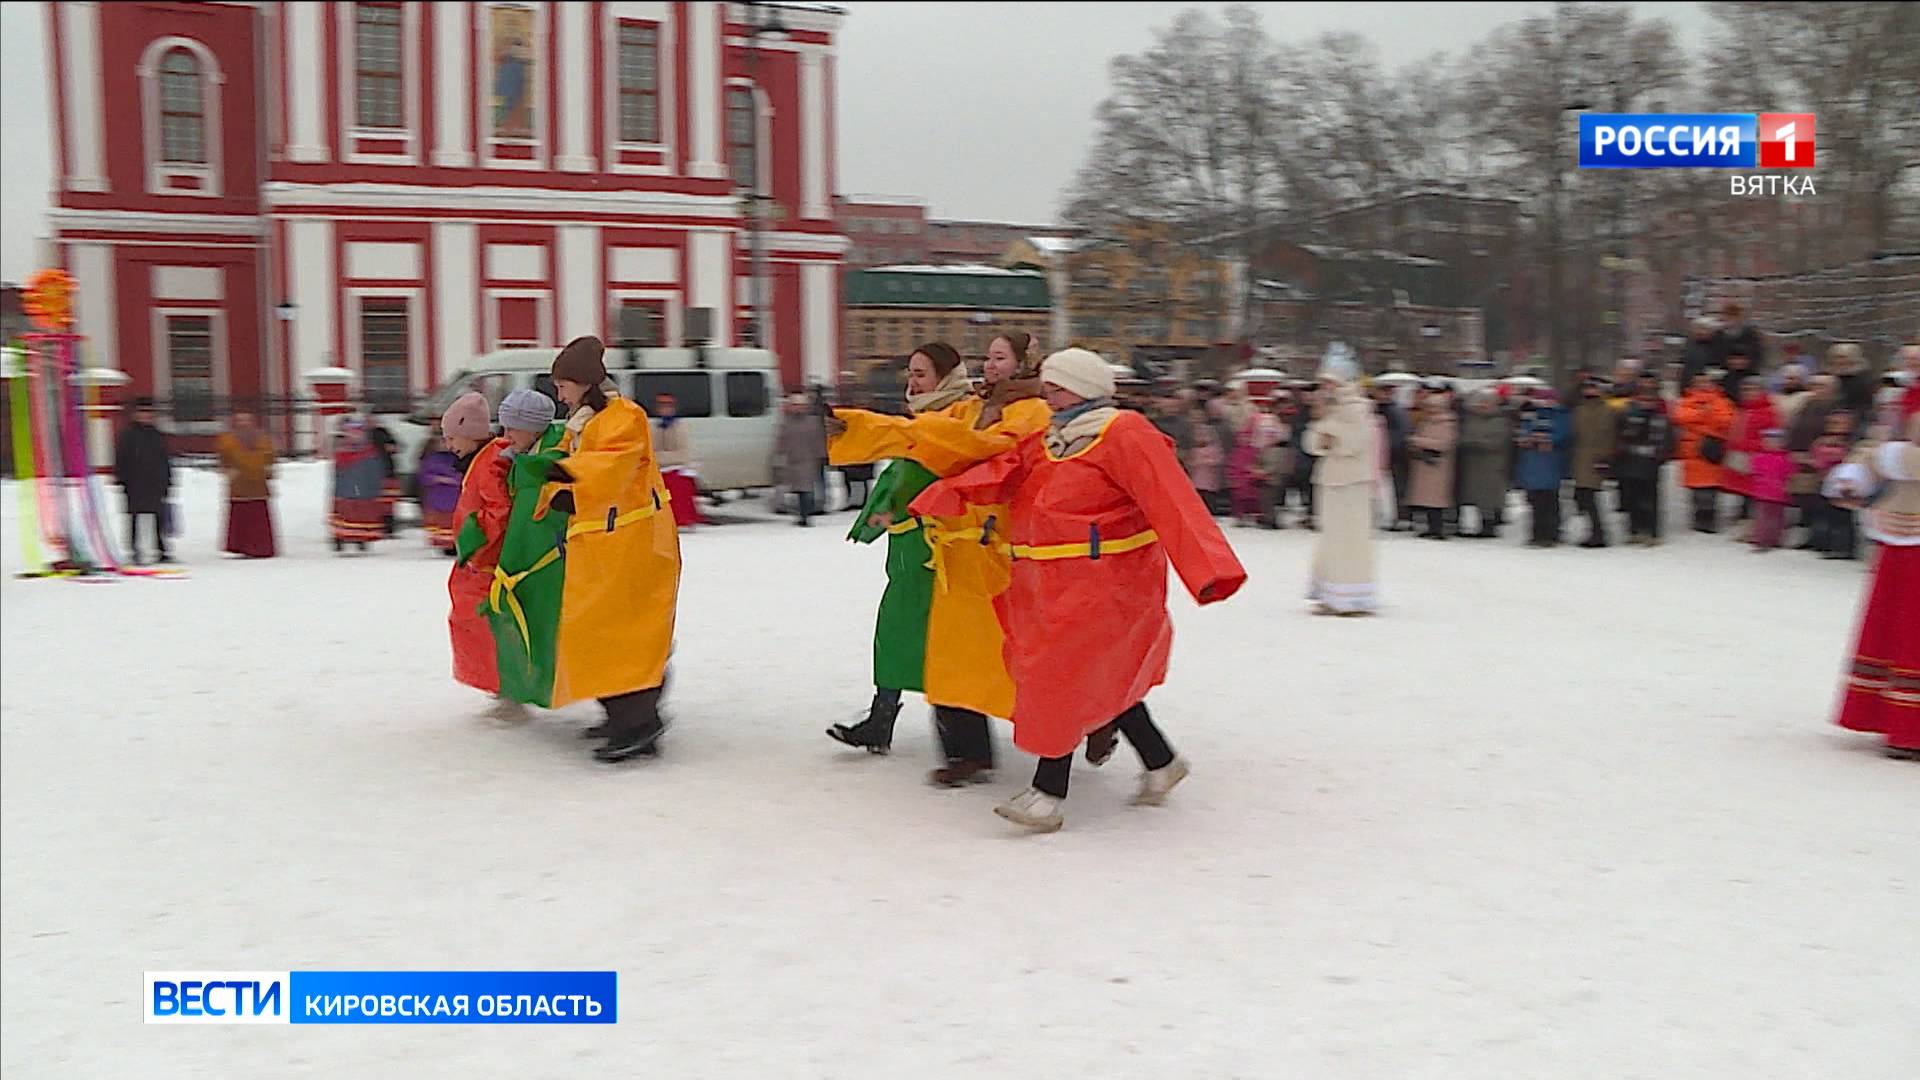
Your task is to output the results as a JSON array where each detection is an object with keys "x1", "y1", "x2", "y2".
[
  {"x1": 1031, "y1": 702, "x2": 1175, "y2": 799},
  {"x1": 1690, "y1": 487, "x2": 1720, "y2": 533},
  {"x1": 1620, "y1": 476, "x2": 1661, "y2": 538},
  {"x1": 1526, "y1": 488, "x2": 1562, "y2": 544},
  {"x1": 1391, "y1": 460, "x2": 1411, "y2": 523},
  {"x1": 127, "y1": 510, "x2": 170, "y2": 561},
  {"x1": 793, "y1": 489, "x2": 817, "y2": 524},
  {"x1": 1816, "y1": 498, "x2": 1856, "y2": 556},
  {"x1": 934, "y1": 706, "x2": 994, "y2": 767},
  {"x1": 599, "y1": 684, "x2": 664, "y2": 741},
  {"x1": 1573, "y1": 486, "x2": 1609, "y2": 544},
  {"x1": 1417, "y1": 506, "x2": 1446, "y2": 537}
]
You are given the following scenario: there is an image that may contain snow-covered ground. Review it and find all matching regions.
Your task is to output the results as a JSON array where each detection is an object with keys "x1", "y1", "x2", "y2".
[{"x1": 1, "y1": 462, "x2": 1914, "y2": 1079}]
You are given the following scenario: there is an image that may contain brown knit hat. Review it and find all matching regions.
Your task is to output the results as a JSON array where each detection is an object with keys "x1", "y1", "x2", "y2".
[{"x1": 552, "y1": 335, "x2": 607, "y2": 386}]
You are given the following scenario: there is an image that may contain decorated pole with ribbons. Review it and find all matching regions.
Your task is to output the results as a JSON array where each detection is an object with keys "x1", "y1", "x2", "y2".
[{"x1": 14, "y1": 267, "x2": 182, "y2": 580}]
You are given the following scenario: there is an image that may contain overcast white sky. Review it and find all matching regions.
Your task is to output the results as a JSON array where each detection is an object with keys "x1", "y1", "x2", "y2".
[{"x1": 0, "y1": 2, "x2": 1709, "y2": 280}]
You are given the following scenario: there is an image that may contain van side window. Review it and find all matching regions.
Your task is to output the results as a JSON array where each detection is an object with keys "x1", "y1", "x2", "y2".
[
  {"x1": 630, "y1": 372, "x2": 712, "y2": 417},
  {"x1": 725, "y1": 372, "x2": 770, "y2": 418}
]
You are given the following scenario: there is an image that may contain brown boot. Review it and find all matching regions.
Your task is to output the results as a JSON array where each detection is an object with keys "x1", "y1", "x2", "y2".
[{"x1": 928, "y1": 759, "x2": 994, "y2": 787}]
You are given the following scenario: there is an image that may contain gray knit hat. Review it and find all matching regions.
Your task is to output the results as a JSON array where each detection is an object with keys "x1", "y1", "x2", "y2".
[{"x1": 498, "y1": 388, "x2": 556, "y2": 432}]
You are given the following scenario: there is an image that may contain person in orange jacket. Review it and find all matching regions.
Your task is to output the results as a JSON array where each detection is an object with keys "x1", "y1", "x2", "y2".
[
  {"x1": 1673, "y1": 370, "x2": 1737, "y2": 533},
  {"x1": 911, "y1": 348, "x2": 1248, "y2": 832}
]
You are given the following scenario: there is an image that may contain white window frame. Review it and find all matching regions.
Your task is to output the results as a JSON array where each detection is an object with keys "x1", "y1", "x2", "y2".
[
  {"x1": 337, "y1": 1, "x2": 422, "y2": 165},
  {"x1": 604, "y1": 2, "x2": 676, "y2": 175},
  {"x1": 484, "y1": 288, "x2": 554, "y2": 350},
  {"x1": 345, "y1": 287, "x2": 427, "y2": 409},
  {"x1": 150, "y1": 306, "x2": 228, "y2": 432},
  {"x1": 723, "y1": 78, "x2": 772, "y2": 197},
  {"x1": 481, "y1": 2, "x2": 550, "y2": 171},
  {"x1": 138, "y1": 37, "x2": 224, "y2": 198}
]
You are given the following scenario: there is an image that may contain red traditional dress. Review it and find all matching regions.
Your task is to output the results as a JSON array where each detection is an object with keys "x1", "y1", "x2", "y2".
[
  {"x1": 1826, "y1": 394, "x2": 1920, "y2": 753},
  {"x1": 911, "y1": 409, "x2": 1247, "y2": 758},
  {"x1": 448, "y1": 437, "x2": 513, "y2": 694}
]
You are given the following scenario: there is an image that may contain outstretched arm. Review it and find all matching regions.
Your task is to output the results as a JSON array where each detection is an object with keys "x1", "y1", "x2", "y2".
[
  {"x1": 909, "y1": 441, "x2": 1033, "y2": 518},
  {"x1": 1101, "y1": 418, "x2": 1247, "y2": 605}
]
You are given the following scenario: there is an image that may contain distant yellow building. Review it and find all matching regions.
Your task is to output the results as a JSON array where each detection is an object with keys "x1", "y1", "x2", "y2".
[
  {"x1": 843, "y1": 264, "x2": 1051, "y2": 378},
  {"x1": 1004, "y1": 225, "x2": 1242, "y2": 372}
]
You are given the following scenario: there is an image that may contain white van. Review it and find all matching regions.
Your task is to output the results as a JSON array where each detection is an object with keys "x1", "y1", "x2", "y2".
[{"x1": 383, "y1": 346, "x2": 784, "y2": 492}]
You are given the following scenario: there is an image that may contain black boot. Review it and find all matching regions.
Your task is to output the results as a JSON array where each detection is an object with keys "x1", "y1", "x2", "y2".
[
  {"x1": 929, "y1": 707, "x2": 994, "y2": 786},
  {"x1": 593, "y1": 688, "x2": 667, "y2": 763},
  {"x1": 827, "y1": 691, "x2": 902, "y2": 754}
]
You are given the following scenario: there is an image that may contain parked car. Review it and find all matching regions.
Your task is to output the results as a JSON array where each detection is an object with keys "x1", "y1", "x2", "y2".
[{"x1": 380, "y1": 346, "x2": 784, "y2": 492}]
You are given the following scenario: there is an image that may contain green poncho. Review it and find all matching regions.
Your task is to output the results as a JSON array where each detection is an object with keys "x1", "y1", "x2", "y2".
[{"x1": 848, "y1": 459, "x2": 938, "y2": 693}]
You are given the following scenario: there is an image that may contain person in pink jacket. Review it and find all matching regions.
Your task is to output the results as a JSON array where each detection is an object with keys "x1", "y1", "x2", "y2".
[{"x1": 1747, "y1": 427, "x2": 1794, "y2": 550}]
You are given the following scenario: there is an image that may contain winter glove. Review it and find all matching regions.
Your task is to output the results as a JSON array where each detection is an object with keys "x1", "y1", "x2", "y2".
[
  {"x1": 548, "y1": 489, "x2": 577, "y2": 515},
  {"x1": 544, "y1": 461, "x2": 574, "y2": 484}
]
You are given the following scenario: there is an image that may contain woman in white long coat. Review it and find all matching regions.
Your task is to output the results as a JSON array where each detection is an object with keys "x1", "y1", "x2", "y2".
[{"x1": 1303, "y1": 348, "x2": 1380, "y2": 615}]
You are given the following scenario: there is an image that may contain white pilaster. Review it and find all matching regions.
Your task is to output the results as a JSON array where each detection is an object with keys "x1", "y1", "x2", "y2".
[
  {"x1": 288, "y1": 219, "x2": 336, "y2": 374},
  {"x1": 801, "y1": 261, "x2": 835, "y2": 387},
  {"x1": 69, "y1": 241, "x2": 118, "y2": 371},
  {"x1": 433, "y1": 3, "x2": 473, "y2": 167},
  {"x1": 800, "y1": 50, "x2": 827, "y2": 220},
  {"x1": 686, "y1": 3, "x2": 723, "y2": 179},
  {"x1": 557, "y1": 224, "x2": 601, "y2": 337},
  {"x1": 556, "y1": 2, "x2": 592, "y2": 171},
  {"x1": 432, "y1": 221, "x2": 478, "y2": 373},
  {"x1": 286, "y1": 2, "x2": 329, "y2": 162},
  {"x1": 688, "y1": 229, "x2": 731, "y2": 345},
  {"x1": 59, "y1": 3, "x2": 108, "y2": 191}
]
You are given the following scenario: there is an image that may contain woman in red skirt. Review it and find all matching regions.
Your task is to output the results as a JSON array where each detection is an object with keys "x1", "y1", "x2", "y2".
[
  {"x1": 653, "y1": 393, "x2": 705, "y2": 528},
  {"x1": 330, "y1": 417, "x2": 387, "y2": 553},
  {"x1": 1824, "y1": 389, "x2": 1920, "y2": 759},
  {"x1": 215, "y1": 410, "x2": 277, "y2": 558}
]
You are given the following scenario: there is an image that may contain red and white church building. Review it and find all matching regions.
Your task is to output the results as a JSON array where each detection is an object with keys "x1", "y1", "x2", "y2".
[{"x1": 46, "y1": 0, "x2": 848, "y2": 434}]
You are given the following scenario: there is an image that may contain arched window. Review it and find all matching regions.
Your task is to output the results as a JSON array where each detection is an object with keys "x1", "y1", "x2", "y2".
[{"x1": 159, "y1": 49, "x2": 206, "y2": 163}]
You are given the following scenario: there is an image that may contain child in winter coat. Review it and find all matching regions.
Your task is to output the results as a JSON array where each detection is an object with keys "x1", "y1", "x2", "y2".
[
  {"x1": 1808, "y1": 410, "x2": 1857, "y2": 558},
  {"x1": 1514, "y1": 390, "x2": 1571, "y2": 547},
  {"x1": 416, "y1": 443, "x2": 468, "y2": 555},
  {"x1": 1747, "y1": 428, "x2": 1794, "y2": 551},
  {"x1": 330, "y1": 417, "x2": 387, "y2": 553},
  {"x1": 447, "y1": 389, "x2": 556, "y2": 715}
]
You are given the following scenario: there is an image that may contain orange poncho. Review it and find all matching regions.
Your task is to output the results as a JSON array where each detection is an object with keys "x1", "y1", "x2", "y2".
[{"x1": 912, "y1": 410, "x2": 1247, "y2": 757}]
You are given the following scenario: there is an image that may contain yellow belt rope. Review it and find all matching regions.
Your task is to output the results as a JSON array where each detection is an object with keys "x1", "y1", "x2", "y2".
[
  {"x1": 921, "y1": 518, "x2": 1010, "y2": 593},
  {"x1": 489, "y1": 488, "x2": 668, "y2": 651},
  {"x1": 1011, "y1": 528, "x2": 1159, "y2": 561}
]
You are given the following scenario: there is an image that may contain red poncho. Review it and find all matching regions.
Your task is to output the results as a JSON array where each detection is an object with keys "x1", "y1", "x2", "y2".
[
  {"x1": 911, "y1": 410, "x2": 1247, "y2": 758},
  {"x1": 448, "y1": 439, "x2": 512, "y2": 694}
]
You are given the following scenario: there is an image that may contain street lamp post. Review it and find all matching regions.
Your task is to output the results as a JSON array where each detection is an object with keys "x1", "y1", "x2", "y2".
[{"x1": 742, "y1": 2, "x2": 787, "y2": 349}]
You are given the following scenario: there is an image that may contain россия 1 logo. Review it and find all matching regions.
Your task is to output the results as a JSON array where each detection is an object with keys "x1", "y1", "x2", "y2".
[{"x1": 1579, "y1": 113, "x2": 1816, "y2": 195}]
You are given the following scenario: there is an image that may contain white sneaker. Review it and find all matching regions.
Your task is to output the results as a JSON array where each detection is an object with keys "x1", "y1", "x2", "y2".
[
  {"x1": 486, "y1": 698, "x2": 530, "y2": 725},
  {"x1": 1132, "y1": 757, "x2": 1191, "y2": 806},
  {"x1": 994, "y1": 788, "x2": 1064, "y2": 833}
]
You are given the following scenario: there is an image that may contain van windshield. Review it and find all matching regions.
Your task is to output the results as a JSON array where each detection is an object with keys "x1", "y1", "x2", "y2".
[{"x1": 419, "y1": 371, "x2": 476, "y2": 415}]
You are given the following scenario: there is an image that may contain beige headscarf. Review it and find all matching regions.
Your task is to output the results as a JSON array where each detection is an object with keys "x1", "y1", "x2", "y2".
[{"x1": 907, "y1": 364, "x2": 974, "y2": 415}]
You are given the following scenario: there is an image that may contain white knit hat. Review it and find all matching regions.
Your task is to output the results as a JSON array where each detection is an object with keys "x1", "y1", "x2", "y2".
[{"x1": 1040, "y1": 347, "x2": 1116, "y2": 402}]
